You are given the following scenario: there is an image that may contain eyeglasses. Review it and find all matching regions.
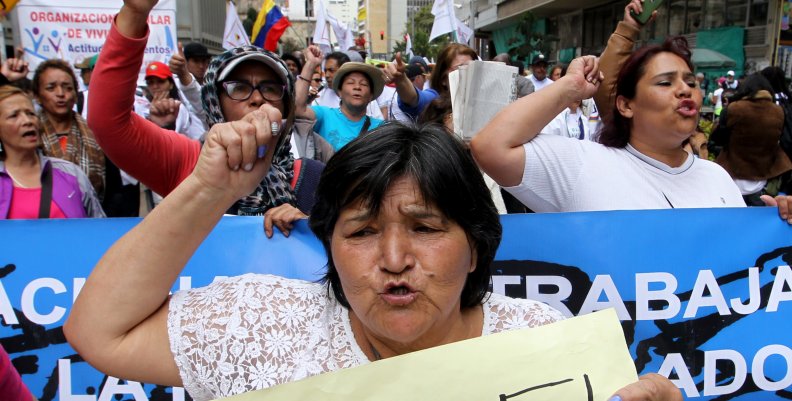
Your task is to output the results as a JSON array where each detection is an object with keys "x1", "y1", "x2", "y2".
[
  {"x1": 312, "y1": 78, "x2": 323, "y2": 83},
  {"x1": 221, "y1": 80, "x2": 285, "y2": 102}
]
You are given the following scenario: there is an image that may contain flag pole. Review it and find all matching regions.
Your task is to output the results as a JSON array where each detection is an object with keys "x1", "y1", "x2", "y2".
[
  {"x1": 446, "y1": 0, "x2": 458, "y2": 43},
  {"x1": 288, "y1": 25, "x2": 307, "y2": 48}
]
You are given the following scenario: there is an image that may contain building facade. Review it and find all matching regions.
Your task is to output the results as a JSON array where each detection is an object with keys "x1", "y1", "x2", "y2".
[{"x1": 465, "y1": 0, "x2": 781, "y2": 76}]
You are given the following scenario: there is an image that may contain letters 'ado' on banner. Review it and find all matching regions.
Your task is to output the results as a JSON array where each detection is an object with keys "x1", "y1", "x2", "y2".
[{"x1": 1, "y1": 207, "x2": 791, "y2": 400}]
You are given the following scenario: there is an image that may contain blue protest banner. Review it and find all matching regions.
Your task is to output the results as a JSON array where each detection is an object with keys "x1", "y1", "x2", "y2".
[{"x1": 1, "y1": 207, "x2": 791, "y2": 400}]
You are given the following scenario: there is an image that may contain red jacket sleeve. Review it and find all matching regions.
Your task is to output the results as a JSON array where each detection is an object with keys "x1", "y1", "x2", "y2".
[{"x1": 88, "y1": 18, "x2": 201, "y2": 196}]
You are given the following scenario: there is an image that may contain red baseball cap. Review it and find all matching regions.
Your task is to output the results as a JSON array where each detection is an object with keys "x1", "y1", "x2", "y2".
[{"x1": 145, "y1": 61, "x2": 172, "y2": 80}]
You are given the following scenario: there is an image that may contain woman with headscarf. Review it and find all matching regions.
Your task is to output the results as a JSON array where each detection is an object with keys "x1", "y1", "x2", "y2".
[{"x1": 88, "y1": 0, "x2": 319, "y2": 218}]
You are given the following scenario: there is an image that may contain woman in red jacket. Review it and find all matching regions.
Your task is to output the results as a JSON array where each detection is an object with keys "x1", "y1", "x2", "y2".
[{"x1": 88, "y1": 0, "x2": 319, "y2": 218}]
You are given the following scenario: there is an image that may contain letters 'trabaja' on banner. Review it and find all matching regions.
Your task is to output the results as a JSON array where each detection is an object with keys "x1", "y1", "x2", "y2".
[
  {"x1": 1, "y1": 207, "x2": 791, "y2": 400},
  {"x1": 218, "y1": 309, "x2": 637, "y2": 401}
]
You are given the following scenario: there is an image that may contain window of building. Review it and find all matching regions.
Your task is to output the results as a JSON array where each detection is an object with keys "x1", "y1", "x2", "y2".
[
  {"x1": 686, "y1": 0, "x2": 703, "y2": 32},
  {"x1": 725, "y1": 0, "x2": 748, "y2": 26},
  {"x1": 703, "y1": 0, "x2": 725, "y2": 29},
  {"x1": 668, "y1": 0, "x2": 687, "y2": 35},
  {"x1": 749, "y1": 0, "x2": 768, "y2": 27},
  {"x1": 305, "y1": 0, "x2": 313, "y2": 17}
]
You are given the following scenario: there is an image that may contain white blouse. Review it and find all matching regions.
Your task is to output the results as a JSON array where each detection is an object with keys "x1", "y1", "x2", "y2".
[{"x1": 169, "y1": 274, "x2": 564, "y2": 400}]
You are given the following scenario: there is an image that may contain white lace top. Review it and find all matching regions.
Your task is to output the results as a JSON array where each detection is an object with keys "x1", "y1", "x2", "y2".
[{"x1": 168, "y1": 274, "x2": 564, "y2": 400}]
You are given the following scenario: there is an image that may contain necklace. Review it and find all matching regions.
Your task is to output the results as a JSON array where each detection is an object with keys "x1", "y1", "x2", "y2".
[{"x1": 6, "y1": 169, "x2": 30, "y2": 188}]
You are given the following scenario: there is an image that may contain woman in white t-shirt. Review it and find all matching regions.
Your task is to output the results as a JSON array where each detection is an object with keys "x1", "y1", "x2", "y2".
[{"x1": 471, "y1": 31, "x2": 792, "y2": 221}]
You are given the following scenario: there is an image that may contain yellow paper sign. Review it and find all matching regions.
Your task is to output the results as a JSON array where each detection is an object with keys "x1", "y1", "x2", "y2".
[{"x1": 219, "y1": 309, "x2": 638, "y2": 401}]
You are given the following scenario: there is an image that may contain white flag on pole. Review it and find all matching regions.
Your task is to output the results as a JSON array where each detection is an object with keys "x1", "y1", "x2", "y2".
[
  {"x1": 223, "y1": 1, "x2": 251, "y2": 49},
  {"x1": 429, "y1": 0, "x2": 455, "y2": 42},
  {"x1": 327, "y1": 14, "x2": 355, "y2": 51},
  {"x1": 429, "y1": 0, "x2": 471, "y2": 43},
  {"x1": 405, "y1": 34, "x2": 414, "y2": 59},
  {"x1": 312, "y1": 0, "x2": 332, "y2": 53},
  {"x1": 456, "y1": 19, "x2": 473, "y2": 43}
]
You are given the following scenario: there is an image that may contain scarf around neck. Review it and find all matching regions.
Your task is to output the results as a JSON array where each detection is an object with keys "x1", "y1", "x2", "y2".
[{"x1": 201, "y1": 46, "x2": 297, "y2": 215}]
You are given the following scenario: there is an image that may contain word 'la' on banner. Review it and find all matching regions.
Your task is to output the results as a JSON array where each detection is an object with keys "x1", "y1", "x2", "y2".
[{"x1": 0, "y1": 207, "x2": 791, "y2": 400}]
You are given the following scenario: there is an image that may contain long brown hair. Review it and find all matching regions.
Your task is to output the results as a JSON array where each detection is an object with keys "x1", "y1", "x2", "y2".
[{"x1": 419, "y1": 44, "x2": 478, "y2": 126}]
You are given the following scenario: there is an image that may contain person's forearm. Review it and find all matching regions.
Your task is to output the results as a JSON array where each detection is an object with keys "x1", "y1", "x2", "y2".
[
  {"x1": 176, "y1": 71, "x2": 193, "y2": 86},
  {"x1": 593, "y1": 21, "x2": 640, "y2": 122},
  {"x1": 116, "y1": 5, "x2": 149, "y2": 38},
  {"x1": 395, "y1": 76, "x2": 418, "y2": 106},
  {"x1": 471, "y1": 76, "x2": 582, "y2": 186},
  {"x1": 295, "y1": 60, "x2": 319, "y2": 117},
  {"x1": 66, "y1": 174, "x2": 236, "y2": 365}
]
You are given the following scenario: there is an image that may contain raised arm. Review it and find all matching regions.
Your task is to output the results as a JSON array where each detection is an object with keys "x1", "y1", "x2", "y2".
[
  {"x1": 88, "y1": 0, "x2": 200, "y2": 197},
  {"x1": 384, "y1": 53, "x2": 419, "y2": 107},
  {"x1": 593, "y1": 0, "x2": 653, "y2": 122},
  {"x1": 65, "y1": 100, "x2": 282, "y2": 385},
  {"x1": 295, "y1": 45, "x2": 322, "y2": 120},
  {"x1": 470, "y1": 56, "x2": 602, "y2": 187}
]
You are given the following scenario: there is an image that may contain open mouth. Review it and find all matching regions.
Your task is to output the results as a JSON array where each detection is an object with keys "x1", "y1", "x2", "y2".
[
  {"x1": 381, "y1": 282, "x2": 417, "y2": 306},
  {"x1": 387, "y1": 285, "x2": 411, "y2": 295},
  {"x1": 21, "y1": 130, "x2": 37, "y2": 138}
]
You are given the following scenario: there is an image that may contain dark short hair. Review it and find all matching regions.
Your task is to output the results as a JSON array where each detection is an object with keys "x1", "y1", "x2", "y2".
[
  {"x1": 406, "y1": 64, "x2": 424, "y2": 81},
  {"x1": 325, "y1": 52, "x2": 350, "y2": 67},
  {"x1": 309, "y1": 122, "x2": 502, "y2": 309},
  {"x1": 510, "y1": 60, "x2": 525, "y2": 76},
  {"x1": 32, "y1": 59, "x2": 79, "y2": 97},
  {"x1": 759, "y1": 66, "x2": 789, "y2": 100},
  {"x1": 731, "y1": 73, "x2": 773, "y2": 102},
  {"x1": 280, "y1": 53, "x2": 303, "y2": 72},
  {"x1": 598, "y1": 36, "x2": 694, "y2": 148}
]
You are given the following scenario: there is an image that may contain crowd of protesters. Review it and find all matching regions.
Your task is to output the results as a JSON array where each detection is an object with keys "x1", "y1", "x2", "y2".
[
  {"x1": 2, "y1": 0, "x2": 792, "y2": 398},
  {"x1": 3, "y1": 0, "x2": 789, "y2": 224}
]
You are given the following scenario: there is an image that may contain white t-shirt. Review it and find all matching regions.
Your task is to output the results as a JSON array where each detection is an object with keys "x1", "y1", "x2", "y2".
[
  {"x1": 541, "y1": 107, "x2": 591, "y2": 141},
  {"x1": 388, "y1": 91, "x2": 411, "y2": 122},
  {"x1": 313, "y1": 88, "x2": 384, "y2": 119},
  {"x1": 529, "y1": 75, "x2": 553, "y2": 91},
  {"x1": 169, "y1": 274, "x2": 563, "y2": 401},
  {"x1": 505, "y1": 134, "x2": 745, "y2": 213},
  {"x1": 713, "y1": 88, "x2": 724, "y2": 110},
  {"x1": 377, "y1": 85, "x2": 397, "y2": 117}
]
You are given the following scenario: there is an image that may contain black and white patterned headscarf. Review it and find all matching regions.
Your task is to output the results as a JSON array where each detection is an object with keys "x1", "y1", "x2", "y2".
[{"x1": 201, "y1": 46, "x2": 297, "y2": 215}]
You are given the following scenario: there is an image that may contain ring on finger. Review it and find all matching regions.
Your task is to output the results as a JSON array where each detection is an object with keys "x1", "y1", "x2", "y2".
[{"x1": 271, "y1": 121, "x2": 280, "y2": 136}]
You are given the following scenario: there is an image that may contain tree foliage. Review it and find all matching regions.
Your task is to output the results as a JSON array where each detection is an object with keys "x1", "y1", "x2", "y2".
[
  {"x1": 392, "y1": 5, "x2": 450, "y2": 61},
  {"x1": 279, "y1": 37, "x2": 305, "y2": 54}
]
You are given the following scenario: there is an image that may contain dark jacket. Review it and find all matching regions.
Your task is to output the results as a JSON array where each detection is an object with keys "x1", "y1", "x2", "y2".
[{"x1": 713, "y1": 90, "x2": 792, "y2": 180}]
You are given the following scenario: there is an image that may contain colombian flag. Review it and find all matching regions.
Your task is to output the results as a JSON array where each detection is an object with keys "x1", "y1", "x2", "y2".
[{"x1": 251, "y1": 0, "x2": 292, "y2": 51}]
